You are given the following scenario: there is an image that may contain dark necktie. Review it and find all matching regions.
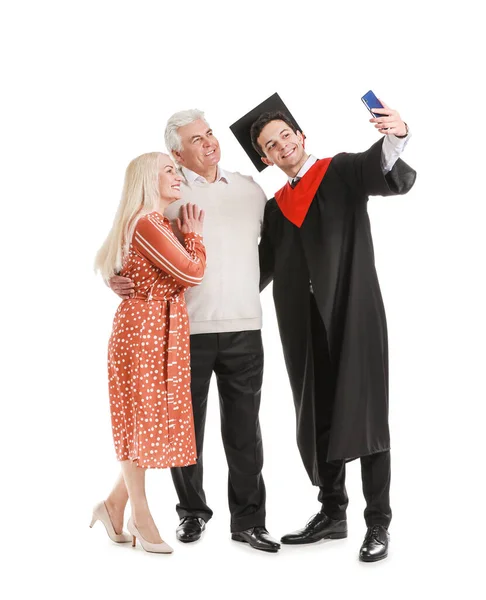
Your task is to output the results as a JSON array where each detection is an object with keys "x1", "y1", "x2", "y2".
[{"x1": 290, "y1": 176, "x2": 301, "y2": 189}]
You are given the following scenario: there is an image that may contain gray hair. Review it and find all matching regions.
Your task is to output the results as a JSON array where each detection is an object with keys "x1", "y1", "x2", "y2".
[{"x1": 164, "y1": 109, "x2": 208, "y2": 163}]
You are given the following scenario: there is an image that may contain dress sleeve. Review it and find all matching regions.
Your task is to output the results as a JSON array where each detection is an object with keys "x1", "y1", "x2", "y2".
[
  {"x1": 133, "y1": 215, "x2": 206, "y2": 288},
  {"x1": 332, "y1": 138, "x2": 417, "y2": 198}
]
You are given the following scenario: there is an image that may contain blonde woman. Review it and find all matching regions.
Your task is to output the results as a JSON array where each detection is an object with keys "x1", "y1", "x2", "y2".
[{"x1": 91, "y1": 152, "x2": 206, "y2": 553}]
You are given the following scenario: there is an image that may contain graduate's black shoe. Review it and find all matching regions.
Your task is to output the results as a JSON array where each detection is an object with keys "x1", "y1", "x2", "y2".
[
  {"x1": 176, "y1": 517, "x2": 206, "y2": 543},
  {"x1": 359, "y1": 525, "x2": 389, "y2": 562},
  {"x1": 231, "y1": 526, "x2": 281, "y2": 553},
  {"x1": 280, "y1": 512, "x2": 348, "y2": 545}
]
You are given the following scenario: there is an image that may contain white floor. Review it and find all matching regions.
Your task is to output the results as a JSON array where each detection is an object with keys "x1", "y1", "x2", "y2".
[{"x1": 7, "y1": 446, "x2": 483, "y2": 600}]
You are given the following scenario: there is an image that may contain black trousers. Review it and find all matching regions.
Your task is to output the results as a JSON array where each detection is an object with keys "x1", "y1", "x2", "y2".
[
  {"x1": 310, "y1": 294, "x2": 392, "y2": 528},
  {"x1": 170, "y1": 330, "x2": 266, "y2": 533}
]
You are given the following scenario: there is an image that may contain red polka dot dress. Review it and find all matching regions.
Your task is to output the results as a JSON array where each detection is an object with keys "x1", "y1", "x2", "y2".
[{"x1": 108, "y1": 212, "x2": 206, "y2": 468}]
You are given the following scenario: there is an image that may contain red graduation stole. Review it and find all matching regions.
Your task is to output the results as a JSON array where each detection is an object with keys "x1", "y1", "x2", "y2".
[{"x1": 274, "y1": 158, "x2": 332, "y2": 227}]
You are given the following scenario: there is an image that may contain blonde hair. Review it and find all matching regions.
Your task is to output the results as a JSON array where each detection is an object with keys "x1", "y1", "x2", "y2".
[{"x1": 94, "y1": 152, "x2": 162, "y2": 281}]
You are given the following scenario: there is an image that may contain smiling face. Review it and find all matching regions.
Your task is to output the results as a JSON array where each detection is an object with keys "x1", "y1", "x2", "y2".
[
  {"x1": 257, "y1": 119, "x2": 307, "y2": 176},
  {"x1": 158, "y1": 154, "x2": 182, "y2": 203},
  {"x1": 173, "y1": 118, "x2": 221, "y2": 177}
]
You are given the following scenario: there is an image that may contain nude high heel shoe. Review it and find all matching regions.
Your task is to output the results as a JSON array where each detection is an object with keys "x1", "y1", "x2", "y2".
[
  {"x1": 89, "y1": 501, "x2": 131, "y2": 543},
  {"x1": 127, "y1": 518, "x2": 174, "y2": 554}
]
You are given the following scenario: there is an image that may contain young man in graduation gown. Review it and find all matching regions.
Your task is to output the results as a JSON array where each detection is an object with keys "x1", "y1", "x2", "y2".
[{"x1": 231, "y1": 94, "x2": 416, "y2": 562}]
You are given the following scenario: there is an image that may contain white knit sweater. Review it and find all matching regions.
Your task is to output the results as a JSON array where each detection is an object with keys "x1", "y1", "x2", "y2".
[{"x1": 164, "y1": 170, "x2": 267, "y2": 335}]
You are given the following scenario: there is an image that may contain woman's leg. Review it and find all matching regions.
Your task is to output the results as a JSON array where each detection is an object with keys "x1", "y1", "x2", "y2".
[
  {"x1": 104, "y1": 473, "x2": 129, "y2": 535},
  {"x1": 121, "y1": 460, "x2": 163, "y2": 544}
]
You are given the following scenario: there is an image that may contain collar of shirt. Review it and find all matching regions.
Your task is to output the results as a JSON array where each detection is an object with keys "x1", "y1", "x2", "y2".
[
  {"x1": 181, "y1": 165, "x2": 231, "y2": 185},
  {"x1": 288, "y1": 154, "x2": 318, "y2": 183}
]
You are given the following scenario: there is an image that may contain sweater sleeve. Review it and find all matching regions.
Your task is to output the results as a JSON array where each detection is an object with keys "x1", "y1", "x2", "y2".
[{"x1": 133, "y1": 214, "x2": 206, "y2": 288}]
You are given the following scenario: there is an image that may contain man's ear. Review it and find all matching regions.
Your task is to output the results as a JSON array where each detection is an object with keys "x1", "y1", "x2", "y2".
[
  {"x1": 261, "y1": 156, "x2": 274, "y2": 167},
  {"x1": 173, "y1": 150, "x2": 184, "y2": 166},
  {"x1": 297, "y1": 130, "x2": 306, "y2": 148}
]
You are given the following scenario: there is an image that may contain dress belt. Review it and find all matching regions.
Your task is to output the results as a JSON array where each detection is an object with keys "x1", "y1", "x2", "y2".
[{"x1": 130, "y1": 291, "x2": 183, "y2": 449}]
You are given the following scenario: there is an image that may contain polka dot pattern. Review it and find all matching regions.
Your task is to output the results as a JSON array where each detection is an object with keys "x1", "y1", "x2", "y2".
[{"x1": 107, "y1": 212, "x2": 206, "y2": 469}]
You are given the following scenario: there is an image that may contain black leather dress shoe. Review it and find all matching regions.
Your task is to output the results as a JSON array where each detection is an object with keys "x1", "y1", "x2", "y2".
[
  {"x1": 280, "y1": 512, "x2": 348, "y2": 545},
  {"x1": 359, "y1": 525, "x2": 390, "y2": 562},
  {"x1": 231, "y1": 526, "x2": 281, "y2": 553},
  {"x1": 176, "y1": 517, "x2": 206, "y2": 543}
]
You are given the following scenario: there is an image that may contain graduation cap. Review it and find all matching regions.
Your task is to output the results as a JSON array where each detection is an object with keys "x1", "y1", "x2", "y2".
[{"x1": 229, "y1": 92, "x2": 302, "y2": 172}]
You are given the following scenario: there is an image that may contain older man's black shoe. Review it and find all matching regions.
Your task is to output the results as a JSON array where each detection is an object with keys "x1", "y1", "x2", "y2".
[
  {"x1": 231, "y1": 526, "x2": 281, "y2": 552},
  {"x1": 281, "y1": 512, "x2": 348, "y2": 545},
  {"x1": 359, "y1": 524, "x2": 389, "y2": 562},
  {"x1": 176, "y1": 516, "x2": 206, "y2": 543}
]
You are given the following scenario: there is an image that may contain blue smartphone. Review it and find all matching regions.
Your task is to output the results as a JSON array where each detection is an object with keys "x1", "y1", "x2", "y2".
[{"x1": 361, "y1": 90, "x2": 384, "y2": 118}]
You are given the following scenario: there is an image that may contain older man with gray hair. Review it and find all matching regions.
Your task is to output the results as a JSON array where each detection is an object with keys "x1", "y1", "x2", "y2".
[{"x1": 110, "y1": 109, "x2": 279, "y2": 552}]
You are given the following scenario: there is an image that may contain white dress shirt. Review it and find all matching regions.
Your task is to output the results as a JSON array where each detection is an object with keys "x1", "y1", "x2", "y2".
[{"x1": 181, "y1": 166, "x2": 231, "y2": 185}]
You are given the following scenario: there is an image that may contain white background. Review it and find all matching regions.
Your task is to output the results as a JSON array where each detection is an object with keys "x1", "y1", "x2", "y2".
[{"x1": 2, "y1": 0, "x2": 485, "y2": 598}]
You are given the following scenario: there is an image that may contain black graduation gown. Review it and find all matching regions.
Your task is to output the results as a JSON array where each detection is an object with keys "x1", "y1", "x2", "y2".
[{"x1": 259, "y1": 139, "x2": 416, "y2": 484}]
